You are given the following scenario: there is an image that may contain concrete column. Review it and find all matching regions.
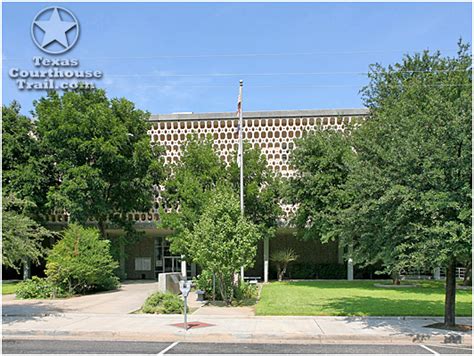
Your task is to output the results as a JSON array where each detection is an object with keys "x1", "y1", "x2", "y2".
[
  {"x1": 347, "y1": 258, "x2": 354, "y2": 281},
  {"x1": 240, "y1": 266, "x2": 245, "y2": 283},
  {"x1": 434, "y1": 267, "x2": 441, "y2": 280},
  {"x1": 263, "y1": 236, "x2": 269, "y2": 283},
  {"x1": 181, "y1": 255, "x2": 187, "y2": 279}
]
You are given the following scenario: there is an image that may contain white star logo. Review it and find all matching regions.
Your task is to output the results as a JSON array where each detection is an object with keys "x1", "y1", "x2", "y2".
[{"x1": 31, "y1": 7, "x2": 80, "y2": 54}]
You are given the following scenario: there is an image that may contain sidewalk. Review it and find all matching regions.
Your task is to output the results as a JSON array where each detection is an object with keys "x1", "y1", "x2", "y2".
[{"x1": 2, "y1": 313, "x2": 472, "y2": 345}]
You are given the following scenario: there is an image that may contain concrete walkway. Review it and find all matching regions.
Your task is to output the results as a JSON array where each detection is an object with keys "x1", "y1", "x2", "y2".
[
  {"x1": 2, "y1": 280, "x2": 159, "y2": 315},
  {"x1": 2, "y1": 313, "x2": 471, "y2": 345}
]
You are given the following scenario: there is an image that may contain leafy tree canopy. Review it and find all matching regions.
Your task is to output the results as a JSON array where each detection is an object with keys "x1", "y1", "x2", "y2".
[
  {"x1": 228, "y1": 142, "x2": 283, "y2": 234},
  {"x1": 33, "y1": 89, "x2": 165, "y2": 236},
  {"x1": 287, "y1": 129, "x2": 354, "y2": 242},
  {"x1": 341, "y1": 42, "x2": 472, "y2": 274},
  {"x1": 2, "y1": 102, "x2": 52, "y2": 214}
]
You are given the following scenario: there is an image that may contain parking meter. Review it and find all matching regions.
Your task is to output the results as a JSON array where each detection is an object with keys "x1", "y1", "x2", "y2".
[{"x1": 179, "y1": 280, "x2": 192, "y2": 330}]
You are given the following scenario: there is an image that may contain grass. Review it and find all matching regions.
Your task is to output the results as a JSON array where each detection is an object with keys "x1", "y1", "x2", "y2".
[
  {"x1": 255, "y1": 280, "x2": 472, "y2": 316},
  {"x1": 2, "y1": 281, "x2": 20, "y2": 295}
]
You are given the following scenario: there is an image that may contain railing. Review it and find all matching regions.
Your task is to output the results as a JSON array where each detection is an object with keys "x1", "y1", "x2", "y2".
[{"x1": 439, "y1": 267, "x2": 466, "y2": 279}]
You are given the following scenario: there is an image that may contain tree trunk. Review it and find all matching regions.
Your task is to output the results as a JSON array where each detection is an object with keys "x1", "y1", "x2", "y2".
[
  {"x1": 444, "y1": 259, "x2": 457, "y2": 326},
  {"x1": 217, "y1": 275, "x2": 228, "y2": 304},
  {"x1": 98, "y1": 220, "x2": 107, "y2": 239},
  {"x1": 22, "y1": 258, "x2": 31, "y2": 280},
  {"x1": 463, "y1": 262, "x2": 471, "y2": 286},
  {"x1": 391, "y1": 270, "x2": 400, "y2": 285}
]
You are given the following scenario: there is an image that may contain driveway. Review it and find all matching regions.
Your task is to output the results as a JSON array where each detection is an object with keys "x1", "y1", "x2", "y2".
[{"x1": 2, "y1": 280, "x2": 159, "y2": 316}]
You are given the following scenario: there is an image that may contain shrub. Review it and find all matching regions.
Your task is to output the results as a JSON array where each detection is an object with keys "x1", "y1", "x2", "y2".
[
  {"x1": 15, "y1": 276, "x2": 68, "y2": 299},
  {"x1": 141, "y1": 292, "x2": 185, "y2": 314},
  {"x1": 193, "y1": 270, "x2": 215, "y2": 300},
  {"x1": 45, "y1": 224, "x2": 120, "y2": 294},
  {"x1": 233, "y1": 281, "x2": 258, "y2": 302}
]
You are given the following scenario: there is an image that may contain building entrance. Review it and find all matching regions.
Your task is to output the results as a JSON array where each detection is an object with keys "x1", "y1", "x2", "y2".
[{"x1": 154, "y1": 236, "x2": 191, "y2": 279}]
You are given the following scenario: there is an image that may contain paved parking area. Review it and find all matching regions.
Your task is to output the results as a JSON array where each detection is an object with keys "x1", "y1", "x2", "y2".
[{"x1": 2, "y1": 280, "x2": 159, "y2": 315}]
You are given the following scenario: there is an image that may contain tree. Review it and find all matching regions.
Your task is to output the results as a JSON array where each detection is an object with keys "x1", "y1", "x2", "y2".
[
  {"x1": 2, "y1": 102, "x2": 52, "y2": 216},
  {"x1": 287, "y1": 129, "x2": 354, "y2": 242},
  {"x1": 341, "y1": 42, "x2": 471, "y2": 326},
  {"x1": 271, "y1": 248, "x2": 298, "y2": 281},
  {"x1": 159, "y1": 136, "x2": 226, "y2": 255},
  {"x1": 228, "y1": 143, "x2": 282, "y2": 237},
  {"x1": 46, "y1": 224, "x2": 119, "y2": 294},
  {"x1": 182, "y1": 187, "x2": 261, "y2": 304},
  {"x1": 2, "y1": 194, "x2": 51, "y2": 272},
  {"x1": 33, "y1": 89, "x2": 164, "y2": 237}
]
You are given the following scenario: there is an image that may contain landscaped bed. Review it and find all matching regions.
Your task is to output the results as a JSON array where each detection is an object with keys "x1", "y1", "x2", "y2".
[{"x1": 255, "y1": 280, "x2": 472, "y2": 316}]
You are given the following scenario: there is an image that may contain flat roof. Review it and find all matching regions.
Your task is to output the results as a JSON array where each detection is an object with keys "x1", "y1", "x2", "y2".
[{"x1": 150, "y1": 108, "x2": 369, "y2": 121}]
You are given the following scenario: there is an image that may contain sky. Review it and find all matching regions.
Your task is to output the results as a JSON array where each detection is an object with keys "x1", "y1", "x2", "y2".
[{"x1": 2, "y1": 2, "x2": 472, "y2": 116}]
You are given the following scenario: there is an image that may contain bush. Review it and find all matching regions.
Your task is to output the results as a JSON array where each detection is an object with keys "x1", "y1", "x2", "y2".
[
  {"x1": 15, "y1": 276, "x2": 68, "y2": 299},
  {"x1": 193, "y1": 270, "x2": 214, "y2": 299},
  {"x1": 46, "y1": 224, "x2": 120, "y2": 294},
  {"x1": 233, "y1": 281, "x2": 258, "y2": 302},
  {"x1": 141, "y1": 292, "x2": 185, "y2": 314}
]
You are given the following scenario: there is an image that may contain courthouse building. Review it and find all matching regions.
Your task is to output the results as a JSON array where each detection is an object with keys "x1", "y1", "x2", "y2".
[{"x1": 47, "y1": 108, "x2": 369, "y2": 281}]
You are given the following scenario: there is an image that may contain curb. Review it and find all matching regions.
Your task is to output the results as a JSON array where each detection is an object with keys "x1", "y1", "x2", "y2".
[{"x1": 3, "y1": 330, "x2": 471, "y2": 346}]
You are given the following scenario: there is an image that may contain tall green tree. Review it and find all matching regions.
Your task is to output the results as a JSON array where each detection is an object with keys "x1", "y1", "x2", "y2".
[
  {"x1": 228, "y1": 143, "x2": 282, "y2": 237},
  {"x1": 159, "y1": 136, "x2": 226, "y2": 254},
  {"x1": 287, "y1": 129, "x2": 354, "y2": 242},
  {"x1": 2, "y1": 102, "x2": 52, "y2": 214},
  {"x1": 183, "y1": 187, "x2": 261, "y2": 304},
  {"x1": 34, "y1": 89, "x2": 164, "y2": 237},
  {"x1": 341, "y1": 42, "x2": 472, "y2": 326}
]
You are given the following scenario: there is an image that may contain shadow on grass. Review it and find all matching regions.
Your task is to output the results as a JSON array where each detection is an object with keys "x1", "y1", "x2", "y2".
[
  {"x1": 319, "y1": 296, "x2": 472, "y2": 317},
  {"x1": 274, "y1": 280, "x2": 472, "y2": 296},
  {"x1": 257, "y1": 290, "x2": 472, "y2": 317}
]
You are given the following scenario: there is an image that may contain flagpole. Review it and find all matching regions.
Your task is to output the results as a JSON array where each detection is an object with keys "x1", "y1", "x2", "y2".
[{"x1": 239, "y1": 80, "x2": 245, "y2": 283}]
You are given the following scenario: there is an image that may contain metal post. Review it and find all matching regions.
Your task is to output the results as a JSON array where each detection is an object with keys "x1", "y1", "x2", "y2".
[
  {"x1": 184, "y1": 294, "x2": 188, "y2": 331},
  {"x1": 212, "y1": 273, "x2": 216, "y2": 301},
  {"x1": 238, "y1": 80, "x2": 245, "y2": 283}
]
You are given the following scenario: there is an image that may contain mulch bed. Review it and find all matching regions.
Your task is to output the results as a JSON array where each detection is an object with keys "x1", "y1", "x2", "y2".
[{"x1": 424, "y1": 323, "x2": 472, "y2": 332}]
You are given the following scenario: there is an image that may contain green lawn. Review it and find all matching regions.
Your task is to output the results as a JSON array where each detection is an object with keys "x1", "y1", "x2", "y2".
[
  {"x1": 2, "y1": 281, "x2": 20, "y2": 295},
  {"x1": 256, "y1": 280, "x2": 472, "y2": 316}
]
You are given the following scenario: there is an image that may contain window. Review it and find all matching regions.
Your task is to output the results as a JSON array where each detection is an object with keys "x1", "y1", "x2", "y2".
[{"x1": 135, "y1": 257, "x2": 151, "y2": 271}]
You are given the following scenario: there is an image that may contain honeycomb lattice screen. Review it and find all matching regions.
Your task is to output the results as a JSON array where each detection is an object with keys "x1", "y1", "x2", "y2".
[
  {"x1": 148, "y1": 112, "x2": 363, "y2": 222},
  {"x1": 149, "y1": 115, "x2": 354, "y2": 176}
]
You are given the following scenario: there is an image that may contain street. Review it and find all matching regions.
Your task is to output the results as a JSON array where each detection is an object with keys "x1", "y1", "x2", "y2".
[{"x1": 2, "y1": 339, "x2": 472, "y2": 354}]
